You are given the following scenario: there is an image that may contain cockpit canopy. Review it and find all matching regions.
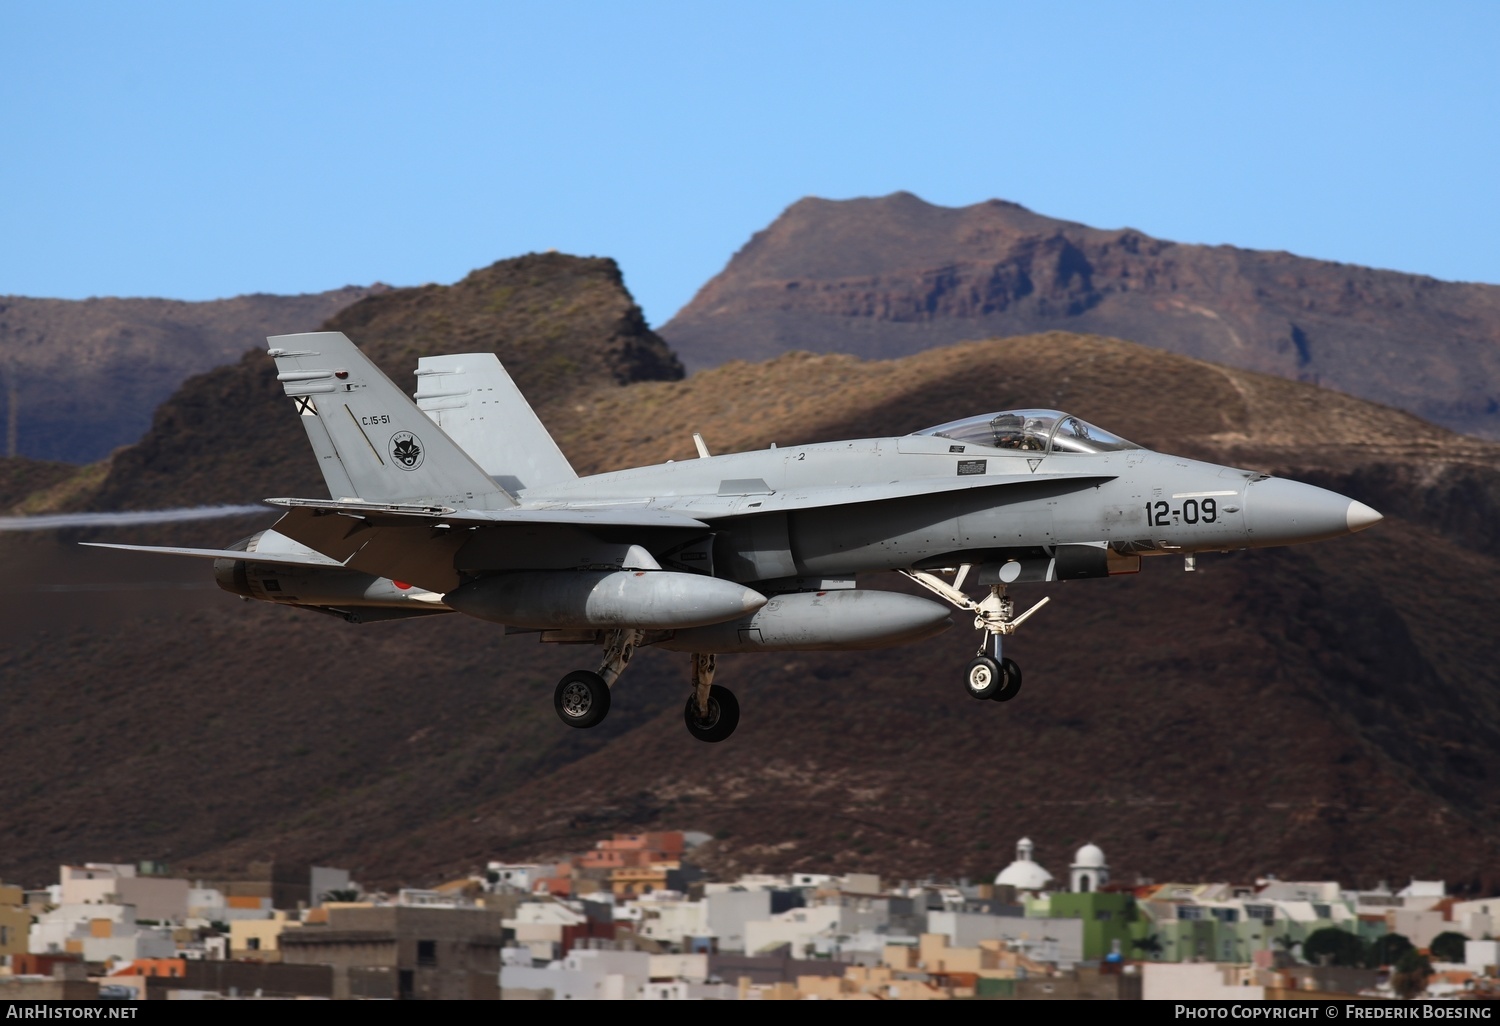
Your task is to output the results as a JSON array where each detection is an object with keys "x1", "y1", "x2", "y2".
[{"x1": 913, "y1": 409, "x2": 1141, "y2": 455}]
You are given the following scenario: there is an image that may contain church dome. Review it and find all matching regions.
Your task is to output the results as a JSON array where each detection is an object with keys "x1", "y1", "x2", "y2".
[
  {"x1": 1073, "y1": 843, "x2": 1106, "y2": 868},
  {"x1": 993, "y1": 837, "x2": 1054, "y2": 892}
]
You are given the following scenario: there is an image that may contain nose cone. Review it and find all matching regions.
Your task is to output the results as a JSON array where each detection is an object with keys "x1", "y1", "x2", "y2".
[
  {"x1": 1346, "y1": 500, "x2": 1383, "y2": 534},
  {"x1": 1244, "y1": 477, "x2": 1383, "y2": 547}
]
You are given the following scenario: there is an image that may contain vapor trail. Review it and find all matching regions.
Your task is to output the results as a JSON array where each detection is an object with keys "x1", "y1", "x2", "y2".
[{"x1": 0, "y1": 505, "x2": 266, "y2": 531}]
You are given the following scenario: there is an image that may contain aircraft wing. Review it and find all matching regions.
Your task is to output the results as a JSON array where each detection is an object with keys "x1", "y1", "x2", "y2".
[
  {"x1": 264, "y1": 500, "x2": 714, "y2": 593},
  {"x1": 649, "y1": 470, "x2": 1118, "y2": 519},
  {"x1": 87, "y1": 475, "x2": 1110, "y2": 592},
  {"x1": 236, "y1": 474, "x2": 1115, "y2": 593},
  {"x1": 263, "y1": 497, "x2": 709, "y2": 529}
]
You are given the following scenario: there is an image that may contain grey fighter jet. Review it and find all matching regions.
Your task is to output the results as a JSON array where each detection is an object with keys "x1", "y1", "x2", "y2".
[{"x1": 90, "y1": 332, "x2": 1382, "y2": 742}]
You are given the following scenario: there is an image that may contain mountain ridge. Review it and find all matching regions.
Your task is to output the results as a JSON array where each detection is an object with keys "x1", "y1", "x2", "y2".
[
  {"x1": 84, "y1": 252, "x2": 682, "y2": 512},
  {"x1": 0, "y1": 285, "x2": 387, "y2": 463},
  {"x1": 663, "y1": 192, "x2": 1500, "y2": 441}
]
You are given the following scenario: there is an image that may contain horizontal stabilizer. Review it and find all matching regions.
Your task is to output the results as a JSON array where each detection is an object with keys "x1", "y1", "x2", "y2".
[{"x1": 81, "y1": 541, "x2": 344, "y2": 569}]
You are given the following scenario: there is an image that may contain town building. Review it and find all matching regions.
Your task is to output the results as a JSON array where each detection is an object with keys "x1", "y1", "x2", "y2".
[
  {"x1": 279, "y1": 904, "x2": 509, "y2": 1000},
  {"x1": 29, "y1": 902, "x2": 176, "y2": 967}
]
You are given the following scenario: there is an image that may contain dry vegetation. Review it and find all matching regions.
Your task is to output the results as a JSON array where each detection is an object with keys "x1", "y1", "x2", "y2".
[{"x1": 553, "y1": 333, "x2": 1475, "y2": 476}]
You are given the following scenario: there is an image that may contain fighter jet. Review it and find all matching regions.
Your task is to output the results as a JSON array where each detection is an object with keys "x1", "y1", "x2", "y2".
[{"x1": 89, "y1": 332, "x2": 1382, "y2": 742}]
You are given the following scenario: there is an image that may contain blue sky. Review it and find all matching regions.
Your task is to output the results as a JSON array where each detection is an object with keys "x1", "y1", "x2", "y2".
[{"x1": 4, "y1": 2, "x2": 1497, "y2": 326}]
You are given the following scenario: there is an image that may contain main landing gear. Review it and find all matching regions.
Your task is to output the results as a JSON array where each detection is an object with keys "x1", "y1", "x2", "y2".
[
  {"x1": 554, "y1": 669, "x2": 611, "y2": 727},
  {"x1": 553, "y1": 627, "x2": 639, "y2": 730},
  {"x1": 684, "y1": 652, "x2": 739, "y2": 743},
  {"x1": 552, "y1": 630, "x2": 741, "y2": 742},
  {"x1": 901, "y1": 567, "x2": 1049, "y2": 704}
]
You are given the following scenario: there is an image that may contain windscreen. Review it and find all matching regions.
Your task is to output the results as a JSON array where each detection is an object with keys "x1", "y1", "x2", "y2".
[{"x1": 914, "y1": 410, "x2": 1140, "y2": 454}]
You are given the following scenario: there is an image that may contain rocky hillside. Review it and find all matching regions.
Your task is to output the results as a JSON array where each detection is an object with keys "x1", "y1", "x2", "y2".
[
  {"x1": 662, "y1": 192, "x2": 1500, "y2": 441},
  {"x1": 0, "y1": 286, "x2": 385, "y2": 463},
  {"x1": 86, "y1": 252, "x2": 682, "y2": 511},
  {"x1": 0, "y1": 456, "x2": 80, "y2": 510},
  {"x1": 3, "y1": 324, "x2": 1498, "y2": 893}
]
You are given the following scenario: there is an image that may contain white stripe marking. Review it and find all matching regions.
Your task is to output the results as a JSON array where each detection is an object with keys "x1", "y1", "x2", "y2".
[{"x1": 1171, "y1": 490, "x2": 1238, "y2": 499}]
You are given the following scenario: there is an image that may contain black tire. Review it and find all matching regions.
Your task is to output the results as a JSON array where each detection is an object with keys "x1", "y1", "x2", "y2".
[
  {"x1": 966, "y1": 656, "x2": 1002, "y2": 700},
  {"x1": 554, "y1": 670, "x2": 610, "y2": 729},
  {"x1": 991, "y1": 658, "x2": 1023, "y2": 702},
  {"x1": 684, "y1": 684, "x2": 740, "y2": 743}
]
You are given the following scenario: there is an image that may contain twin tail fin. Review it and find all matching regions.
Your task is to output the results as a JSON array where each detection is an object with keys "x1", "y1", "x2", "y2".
[{"x1": 268, "y1": 332, "x2": 514, "y2": 509}]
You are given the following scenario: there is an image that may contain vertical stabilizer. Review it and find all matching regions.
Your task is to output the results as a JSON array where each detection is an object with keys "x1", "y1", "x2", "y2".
[
  {"x1": 268, "y1": 332, "x2": 514, "y2": 509},
  {"x1": 415, "y1": 353, "x2": 577, "y2": 495}
]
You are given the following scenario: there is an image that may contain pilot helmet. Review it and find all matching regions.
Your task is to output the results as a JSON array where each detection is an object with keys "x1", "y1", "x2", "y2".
[{"x1": 991, "y1": 413, "x2": 1024, "y2": 440}]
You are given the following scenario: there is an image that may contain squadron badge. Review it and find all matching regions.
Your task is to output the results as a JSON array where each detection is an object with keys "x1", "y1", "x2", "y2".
[{"x1": 389, "y1": 431, "x2": 424, "y2": 471}]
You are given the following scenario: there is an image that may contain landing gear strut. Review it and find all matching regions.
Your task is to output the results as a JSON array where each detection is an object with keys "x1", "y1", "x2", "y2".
[
  {"x1": 551, "y1": 633, "x2": 742, "y2": 741},
  {"x1": 684, "y1": 652, "x2": 739, "y2": 743},
  {"x1": 901, "y1": 566, "x2": 1047, "y2": 703},
  {"x1": 552, "y1": 628, "x2": 641, "y2": 730}
]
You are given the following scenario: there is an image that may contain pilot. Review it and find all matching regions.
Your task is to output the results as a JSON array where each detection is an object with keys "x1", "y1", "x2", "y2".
[{"x1": 990, "y1": 414, "x2": 1027, "y2": 449}]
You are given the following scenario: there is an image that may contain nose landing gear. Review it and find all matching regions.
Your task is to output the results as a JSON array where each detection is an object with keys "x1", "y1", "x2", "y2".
[
  {"x1": 901, "y1": 567, "x2": 1047, "y2": 704},
  {"x1": 965, "y1": 648, "x2": 1023, "y2": 702}
]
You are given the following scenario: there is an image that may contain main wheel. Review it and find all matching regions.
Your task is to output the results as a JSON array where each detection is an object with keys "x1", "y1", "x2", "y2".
[
  {"x1": 990, "y1": 658, "x2": 1023, "y2": 702},
  {"x1": 554, "y1": 670, "x2": 610, "y2": 729},
  {"x1": 966, "y1": 656, "x2": 1002, "y2": 700},
  {"x1": 684, "y1": 684, "x2": 740, "y2": 743}
]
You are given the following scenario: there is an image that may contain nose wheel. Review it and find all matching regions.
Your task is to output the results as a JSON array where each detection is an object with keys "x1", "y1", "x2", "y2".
[
  {"x1": 902, "y1": 567, "x2": 1046, "y2": 705},
  {"x1": 966, "y1": 655, "x2": 1023, "y2": 702}
]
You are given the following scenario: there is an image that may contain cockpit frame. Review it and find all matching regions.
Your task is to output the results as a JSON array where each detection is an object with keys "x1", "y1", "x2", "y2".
[{"x1": 913, "y1": 409, "x2": 1141, "y2": 455}]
